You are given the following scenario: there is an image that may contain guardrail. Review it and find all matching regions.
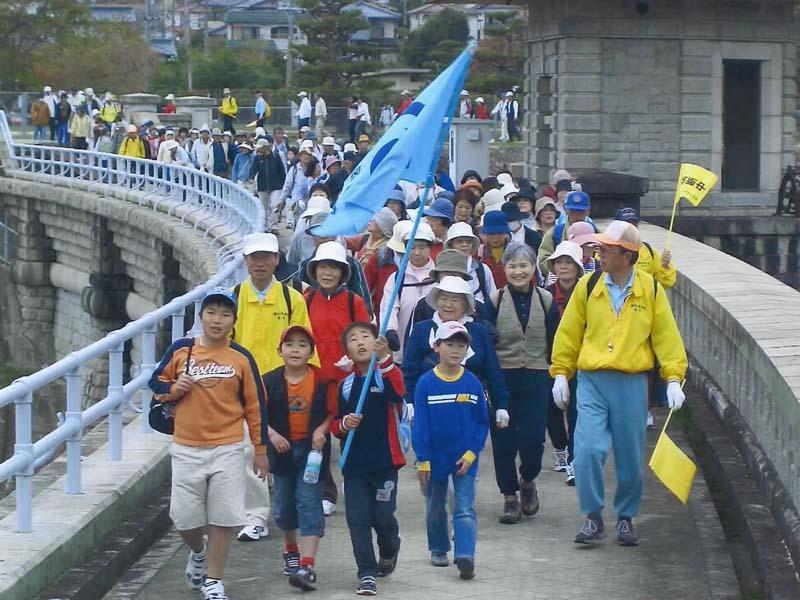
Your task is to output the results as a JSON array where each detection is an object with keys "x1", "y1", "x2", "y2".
[{"x1": 0, "y1": 110, "x2": 264, "y2": 533}]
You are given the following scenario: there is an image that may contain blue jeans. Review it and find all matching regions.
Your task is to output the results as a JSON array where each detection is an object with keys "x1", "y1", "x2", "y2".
[
  {"x1": 272, "y1": 441, "x2": 325, "y2": 536},
  {"x1": 426, "y1": 474, "x2": 477, "y2": 560},
  {"x1": 33, "y1": 126, "x2": 47, "y2": 141},
  {"x1": 56, "y1": 121, "x2": 69, "y2": 145},
  {"x1": 574, "y1": 370, "x2": 648, "y2": 518},
  {"x1": 344, "y1": 469, "x2": 400, "y2": 579}
]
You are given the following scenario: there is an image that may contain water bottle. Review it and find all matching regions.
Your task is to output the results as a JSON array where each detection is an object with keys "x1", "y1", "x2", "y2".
[{"x1": 303, "y1": 449, "x2": 323, "y2": 484}]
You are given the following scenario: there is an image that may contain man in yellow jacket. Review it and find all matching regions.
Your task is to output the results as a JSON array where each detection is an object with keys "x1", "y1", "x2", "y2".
[
  {"x1": 117, "y1": 124, "x2": 145, "y2": 158},
  {"x1": 550, "y1": 220, "x2": 687, "y2": 547},
  {"x1": 230, "y1": 232, "x2": 316, "y2": 543},
  {"x1": 615, "y1": 207, "x2": 676, "y2": 288},
  {"x1": 220, "y1": 87, "x2": 238, "y2": 136}
]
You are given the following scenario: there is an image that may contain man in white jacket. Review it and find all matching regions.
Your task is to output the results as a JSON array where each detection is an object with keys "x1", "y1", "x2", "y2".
[
  {"x1": 314, "y1": 92, "x2": 327, "y2": 138},
  {"x1": 191, "y1": 125, "x2": 214, "y2": 172},
  {"x1": 295, "y1": 91, "x2": 312, "y2": 137}
]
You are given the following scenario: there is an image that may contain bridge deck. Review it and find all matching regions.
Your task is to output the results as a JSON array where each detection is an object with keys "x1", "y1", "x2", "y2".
[{"x1": 105, "y1": 408, "x2": 738, "y2": 600}]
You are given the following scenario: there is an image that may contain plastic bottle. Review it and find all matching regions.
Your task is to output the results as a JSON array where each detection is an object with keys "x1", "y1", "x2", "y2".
[{"x1": 303, "y1": 449, "x2": 323, "y2": 484}]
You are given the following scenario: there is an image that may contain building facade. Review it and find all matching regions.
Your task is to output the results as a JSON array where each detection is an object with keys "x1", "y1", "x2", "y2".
[{"x1": 525, "y1": 0, "x2": 799, "y2": 215}]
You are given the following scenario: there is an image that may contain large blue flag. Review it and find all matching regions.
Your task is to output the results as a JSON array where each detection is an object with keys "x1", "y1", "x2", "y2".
[{"x1": 315, "y1": 44, "x2": 475, "y2": 236}]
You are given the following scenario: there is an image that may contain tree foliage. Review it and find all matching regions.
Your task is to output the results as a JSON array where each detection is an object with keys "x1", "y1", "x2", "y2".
[
  {"x1": 31, "y1": 23, "x2": 160, "y2": 94},
  {"x1": 466, "y1": 12, "x2": 526, "y2": 98},
  {"x1": 293, "y1": 0, "x2": 389, "y2": 101},
  {"x1": 0, "y1": 0, "x2": 91, "y2": 88},
  {"x1": 401, "y1": 8, "x2": 468, "y2": 69}
]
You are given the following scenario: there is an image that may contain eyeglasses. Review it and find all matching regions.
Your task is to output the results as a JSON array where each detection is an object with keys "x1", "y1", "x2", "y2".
[{"x1": 596, "y1": 246, "x2": 625, "y2": 256}]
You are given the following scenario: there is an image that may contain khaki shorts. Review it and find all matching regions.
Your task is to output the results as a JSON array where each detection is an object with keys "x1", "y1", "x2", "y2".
[{"x1": 169, "y1": 441, "x2": 246, "y2": 530}]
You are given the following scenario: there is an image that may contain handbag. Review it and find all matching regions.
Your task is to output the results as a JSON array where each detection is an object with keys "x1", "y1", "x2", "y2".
[{"x1": 148, "y1": 339, "x2": 193, "y2": 434}]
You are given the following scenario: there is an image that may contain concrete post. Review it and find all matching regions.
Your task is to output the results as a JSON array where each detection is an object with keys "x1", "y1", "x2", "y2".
[
  {"x1": 120, "y1": 93, "x2": 161, "y2": 127},
  {"x1": 174, "y1": 96, "x2": 217, "y2": 130},
  {"x1": 448, "y1": 118, "x2": 494, "y2": 186}
]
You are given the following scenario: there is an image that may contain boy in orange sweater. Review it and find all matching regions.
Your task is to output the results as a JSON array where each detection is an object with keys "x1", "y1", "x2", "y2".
[{"x1": 149, "y1": 287, "x2": 268, "y2": 600}]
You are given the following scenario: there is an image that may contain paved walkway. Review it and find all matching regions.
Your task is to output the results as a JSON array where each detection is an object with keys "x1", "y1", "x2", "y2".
[{"x1": 105, "y1": 407, "x2": 739, "y2": 600}]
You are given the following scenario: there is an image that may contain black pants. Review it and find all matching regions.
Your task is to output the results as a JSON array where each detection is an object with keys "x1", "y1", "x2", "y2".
[
  {"x1": 348, "y1": 119, "x2": 357, "y2": 142},
  {"x1": 546, "y1": 376, "x2": 578, "y2": 463},
  {"x1": 49, "y1": 117, "x2": 57, "y2": 140},
  {"x1": 344, "y1": 469, "x2": 400, "y2": 579},
  {"x1": 223, "y1": 115, "x2": 235, "y2": 135},
  {"x1": 321, "y1": 436, "x2": 338, "y2": 504}
]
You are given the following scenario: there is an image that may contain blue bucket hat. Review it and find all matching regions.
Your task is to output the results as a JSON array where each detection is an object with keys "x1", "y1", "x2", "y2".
[
  {"x1": 386, "y1": 187, "x2": 406, "y2": 206},
  {"x1": 201, "y1": 286, "x2": 238, "y2": 311},
  {"x1": 564, "y1": 191, "x2": 591, "y2": 212},
  {"x1": 481, "y1": 210, "x2": 510, "y2": 235},
  {"x1": 615, "y1": 207, "x2": 640, "y2": 223},
  {"x1": 424, "y1": 197, "x2": 455, "y2": 222}
]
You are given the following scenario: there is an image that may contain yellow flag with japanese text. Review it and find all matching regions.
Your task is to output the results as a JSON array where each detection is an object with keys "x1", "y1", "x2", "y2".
[{"x1": 673, "y1": 163, "x2": 718, "y2": 207}]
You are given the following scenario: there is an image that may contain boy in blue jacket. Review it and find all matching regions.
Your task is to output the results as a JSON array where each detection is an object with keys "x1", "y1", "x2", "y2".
[
  {"x1": 414, "y1": 321, "x2": 489, "y2": 581},
  {"x1": 330, "y1": 322, "x2": 405, "y2": 596}
]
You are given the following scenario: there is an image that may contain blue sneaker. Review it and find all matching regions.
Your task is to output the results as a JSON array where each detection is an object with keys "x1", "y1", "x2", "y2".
[
  {"x1": 617, "y1": 518, "x2": 638, "y2": 546},
  {"x1": 574, "y1": 513, "x2": 605, "y2": 545},
  {"x1": 430, "y1": 552, "x2": 449, "y2": 567},
  {"x1": 356, "y1": 576, "x2": 377, "y2": 596}
]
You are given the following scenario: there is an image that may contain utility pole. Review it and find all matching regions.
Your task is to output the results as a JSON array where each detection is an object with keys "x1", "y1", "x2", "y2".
[
  {"x1": 203, "y1": 0, "x2": 209, "y2": 58},
  {"x1": 285, "y1": 10, "x2": 294, "y2": 89},
  {"x1": 185, "y1": 0, "x2": 193, "y2": 91}
]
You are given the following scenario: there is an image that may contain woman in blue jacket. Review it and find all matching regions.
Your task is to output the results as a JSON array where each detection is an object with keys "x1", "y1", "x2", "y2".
[{"x1": 402, "y1": 276, "x2": 510, "y2": 419}]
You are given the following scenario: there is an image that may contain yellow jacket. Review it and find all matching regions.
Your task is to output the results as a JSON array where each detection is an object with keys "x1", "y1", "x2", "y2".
[
  {"x1": 117, "y1": 136, "x2": 145, "y2": 158},
  {"x1": 637, "y1": 241, "x2": 676, "y2": 288},
  {"x1": 100, "y1": 103, "x2": 118, "y2": 124},
  {"x1": 550, "y1": 270, "x2": 687, "y2": 382},
  {"x1": 220, "y1": 96, "x2": 238, "y2": 117},
  {"x1": 231, "y1": 278, "x2": 318, "y2": 375}
]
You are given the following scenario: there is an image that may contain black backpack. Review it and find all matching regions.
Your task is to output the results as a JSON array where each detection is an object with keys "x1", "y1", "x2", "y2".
[
  {"x1": 231, "y1": 281, "x2": 293, "y2": 339},
  {"x1": 149, "y1": 339, "x2": 193, "y2": 434}
]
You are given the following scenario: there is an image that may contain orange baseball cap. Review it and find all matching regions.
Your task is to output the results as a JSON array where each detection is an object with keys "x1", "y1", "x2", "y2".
[{"x1": 592, "y1": 220, "x2": 642, "y2": 252}]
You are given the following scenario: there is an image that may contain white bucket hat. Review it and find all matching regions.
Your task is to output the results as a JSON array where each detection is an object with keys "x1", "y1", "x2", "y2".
[
  {"x1": 387, "y1": 221, "x2": 414, "y2": 253},
  {"x1": 500, "y1": 182, "x2": 520, "y2": 198},
  {"x1": 497, "y1": 173, "x2": 514, "y2": 187},
  {"x1": 445, "y1": 222, "x2": 478, "y2": 247},
  {"x1": 426, "y1": 276, "x2": 475, "y2": 314},
  {"x1": 301, "y1": 195, "x2": 332, "y2": 219},
  {"x1": 546, "y1": 241, "x2": 585, "y2": 276},
  {"x1": 402, "y1": 222, "x2": 436, "y2": 244},
  {"x1": 481, "y1": 188, "x2": 505, "y2": 213},
  {"x1": 322, "y1": 136, "x2": 336, "y2": 145},
  {"x1": 307, "y1": 241, "x2": 351, "y2": 284}
]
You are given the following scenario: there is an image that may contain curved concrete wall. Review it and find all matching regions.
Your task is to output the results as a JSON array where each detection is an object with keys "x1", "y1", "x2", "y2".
[{"x1": 640, "y1": 223, "x2": 800, "y2": 515}]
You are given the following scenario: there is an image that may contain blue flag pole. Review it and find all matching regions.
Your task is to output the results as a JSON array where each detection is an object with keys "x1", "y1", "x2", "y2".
[{"x1": 339, "y1": 44, "x2": 474, "y2": 469}]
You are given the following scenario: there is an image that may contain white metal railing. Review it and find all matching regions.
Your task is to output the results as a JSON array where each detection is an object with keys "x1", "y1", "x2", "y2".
[{"x1": 0, "y1": 110, "x2": 264, "y2": 533}]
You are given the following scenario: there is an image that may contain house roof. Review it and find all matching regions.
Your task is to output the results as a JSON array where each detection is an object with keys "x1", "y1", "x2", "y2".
[
  {"x1": 225, "y1": 9, "x2": 292, "y2": 25},
  {"x1": 150, "y1": 38, "x2": 178, "y2": 57},
  {"x1": 343, "y1": 0, "x2": 401, "y2": 20},
  {"x1": 407, "y1": 3, "x2": 480, "y2": 16},
  {"x1": 90, "y1": 6, "x2": 137, "y2": 23}
]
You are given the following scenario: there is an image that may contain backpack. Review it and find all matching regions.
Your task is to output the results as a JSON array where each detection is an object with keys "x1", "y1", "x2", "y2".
[
  {"x1": 306, "y1": 288, "x2": 356, "y2": 322},
  {"x1": 475, "y1": 262, "x2": 489, "y2": 301},
  {"x1": 264, "y1": 102, "x2": 272, "y2": 119},
  {"x1": 231, "y1": 281, "x2": 293, "y2": 339},
  {"x1": 148, "y1": 339, "x2": 193, "y2": 434}
]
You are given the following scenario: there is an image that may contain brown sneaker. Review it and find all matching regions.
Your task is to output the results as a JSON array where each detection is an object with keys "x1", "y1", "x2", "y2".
[
  {"x1": 498, "y1": 494, "x2": 521, "y2": 524},
  {"x1": 520, "y1": 479, "x2": 539, "y2": 516}
]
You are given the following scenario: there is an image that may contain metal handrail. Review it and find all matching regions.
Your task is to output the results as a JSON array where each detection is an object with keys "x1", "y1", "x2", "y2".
[{"x1": 0, "y1": 110, "x2": 264, "y2": 533}]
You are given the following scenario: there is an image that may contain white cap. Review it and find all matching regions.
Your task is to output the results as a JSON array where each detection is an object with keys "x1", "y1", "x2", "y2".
[
  {"x1": 254, "y1": 126, "x2": 266, "y2": 137},
  {"x1": 44, "y1": 85, "x2": 52, "y2": 92},
  {"x1": 307, "y1": 241, "x2": 351, "y2": 284},
  {"x1": 386, "y1": 221, "x2": 414, "y2": 253},
  {"x1": 460, "y1": 90, "x2": 469, "y2": 96},
  {"x1": 165, "y1": 129, "x2": 175, "y2": 137},
  {"x1": 242, "y1": 232, "x2": 279, "y2": 255},
  {"x1": 322, "y1": 136, "x2": 335, "y2": 145},
  {"x1": 300, "y1": 125, "x2": 311, "y2": 133},
  {"x1": 500, "y1": 182, "x2": 520, "y2": 197},
  {"x1": 211, "y1": 127, "x2": 222, "y2": 136},
  {"x1": 223, "y1": 130, "x2": 232, "y2": 137},
  {"x1": 505, "y1": 91, "x2": 514, "y2": 97},
  {"x1": 223, "y1": 87, "x2": 231, "y2": 94},
  {"x1": 165, "y1": 93, "x2": 175, "y2": 100},
  {"x1": 426, "y1": 276, "x2": 475, "y2": 314},
  {"x1": 301, "y1": 195, "x2": 332, "y2": 219},
  {"x1": 497, "y1": 173, "x2": 514, "y2": 187},
  {"x1": 445, "y1": 222, "x2": 477, "y2": 244},
  {"x1": 297, "y1": 91, "x2": 308, "y2": 97},
  {"x1": 547, "y1": 241, "x2": 585, "y2": 276},
  {"x1": 433, "y1": 320, "x2": 472, "y2": 344},
  {"x1": 199, "y1": 124, "x2": 210, "y2": 133},
  {"x1": 475, "y1": 97, "x2": 484, "y2": 103},
  {"x1": 126, "y1": 124, "x2": 138, "y2": 133},
  {"x1": 402, "y1": 222, "x2": 436, "y2": 243},
  {"x1": 238, "y1": 143, "x2": 253, "y2": 151},
  {"x1": 85, "y1": 87, "x2": 93, "y2": 95},
  {"x1": 401, "y1": 89, "x2": 411, "y2": 95},
  {"x1": 255, "y1": 138, "x2": 270, "y2": 149},
  {"x1": 343, "y1": 142, "x2": 357, "y2": 153},
  {"x1": 91, "y1": 108, "x2": 100, "y2": 117},
  {"x1": 481, "y1": 188, "x2": 505, "y2": 213},
  {"x1": 105, "y1": 92, "x2": 113, "y2": 100},
  {"x1": 299, "y1": 140, "x2": 315, "y2": 154}
]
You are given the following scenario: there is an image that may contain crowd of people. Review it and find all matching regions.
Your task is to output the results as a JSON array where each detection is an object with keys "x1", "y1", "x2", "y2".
[{"x1": 146, "y1": 146, "x2": 689, "y2": 599}]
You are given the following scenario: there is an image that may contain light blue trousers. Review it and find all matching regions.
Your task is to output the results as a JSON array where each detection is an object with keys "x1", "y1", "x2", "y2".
[{"x1": 574, "y1": 370, "x2": 648, "y2": 518}]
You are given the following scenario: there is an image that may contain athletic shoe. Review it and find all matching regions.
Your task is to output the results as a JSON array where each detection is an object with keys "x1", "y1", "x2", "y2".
[
  {"x1": 498, "y1": 494, "x2": 521, "y2": 524},
  {"x1": 201, "y1": 578, "x2": 227, "y2": 600},
  {"x1": 237, "y1": 524, "x2": 269, "y2": 542},
  {"x1": 430, "y1": 552, "x2": 449, "y2": 567},
  {"x1": 617, "y1": 518, "x2": 638, "y2": 546},
  {"x1": 377, "y1": 540, "x2": 400, "y2": 577},
  {"x1": 287, "y1": 218, "x2": 295, "y2": 230},
  {"x1": 322, "y1": 500, "x2": 337, "y2": 516},
  {"x1": 520, "y1": 479, "x2": 540, "y2": 516},
  {"x1": 283, "y1": 551, "x2": 301, "y2": 576},
  {"x1": 647, "y1": 412, "x2": 654, "y2": 430},
  {"x1": 565, "y1": 463, "x2": 576, "y2": 486},
  {"x1": 552, "y1": 448, "x2": 568, "y2": 472},
  {"x1": 574, "y1": 513, "x2": 605, "y2": 546},
  {"x1": 185, "y1": 543, "x2": 207, "y2": 589},
  {"x1": 356, "y1": 576, "x2": 377, "y2": 596},
  {"x1": 289, "y1": 566, "x2": 318, "y2": 591},
  {"x1": 455, "y1": 557, "x2": 475, "y2": 580}
]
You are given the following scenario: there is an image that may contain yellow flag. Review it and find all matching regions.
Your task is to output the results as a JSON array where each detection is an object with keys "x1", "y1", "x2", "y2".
[
  {"x1": 649, "y1": 427, "x2": 697, "y2": 504},
  {"x1": 673, "y1": 163, "x2": 717, "y2": 207},
  {"x1": 246, "y1": 120, "x2": 258, "y2": 128}
]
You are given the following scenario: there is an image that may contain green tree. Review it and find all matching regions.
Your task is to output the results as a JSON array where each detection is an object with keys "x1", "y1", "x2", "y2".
[
  {"x1": 400, "y1": 8, "x2": 468, "y2": 68},
  {"x1": 31, "y1": 23, "x2": 159, "y2": 94},
  {"x1": 293, "y1": 0, "x2": 389, "y2": 102},
  {"x1": 466, "y1": 11, "x2": 526, "y2": 98},
  {"x1": 0, "y1": 0, "x2": 91, "y2": 89}
]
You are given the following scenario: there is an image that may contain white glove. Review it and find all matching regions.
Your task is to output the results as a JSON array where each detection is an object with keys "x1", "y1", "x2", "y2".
[
  {"x1": 495, "y1": 409, "x2": 510, "y2": 429},
  {"x1": 403, "y1": 401, "x2": 415, "y2": 425},
  {"x1": 552, "y1": 375, "x2": 570, "y2": 411},
  {"x1": 666, "y1": 381, "x2": 685, "y2": 410}
]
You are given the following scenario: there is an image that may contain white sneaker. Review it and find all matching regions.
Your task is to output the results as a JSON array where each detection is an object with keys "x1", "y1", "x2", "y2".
[
  {"x1": 322, "y1": 500, "x2": 337, "y2": 516},
  {"x1": 647, "y1": 412, "x2": 655, "y2": 430},
  {"x1": 185, "y1": 542, "x2": 207, "y2": 589},
  {"x1": 565, "y1": 463, "x2": 575, "y2": 486},
  {"x1": 552, "y1": 448, "x2": 568, "y2": 472},
  {"x1": 202, "y1": 578, "x2": 228, "y2": 600},
  {"x1": 237, "y1": 524, "x2": 269, "y2": 541}
]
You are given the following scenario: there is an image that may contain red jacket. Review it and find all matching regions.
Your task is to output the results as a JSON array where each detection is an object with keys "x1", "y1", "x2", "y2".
[
  {"x1": 396, "y1": 97, "x2": 413, "y2": 117},
  {"x1": 305, "y1": 287, "x2": 370, "y2": 384},
  {"x1": 364, "y1": 247, "x2": 397, "y2": 323},
  {"x1": 474, "y1": 104, "x2": 488, "y2": 120},
  {"x1": 479, "y1": 243, "x2": 508, "y2": 289}
]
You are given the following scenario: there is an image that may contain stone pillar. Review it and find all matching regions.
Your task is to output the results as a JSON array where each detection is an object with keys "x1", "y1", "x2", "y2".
[
  {"x1": 174, "y1": 96, "x2": 217, "y2": 130},
  {"x1": 120, "y1": 92, "x2": 161, "y2": 126}
]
